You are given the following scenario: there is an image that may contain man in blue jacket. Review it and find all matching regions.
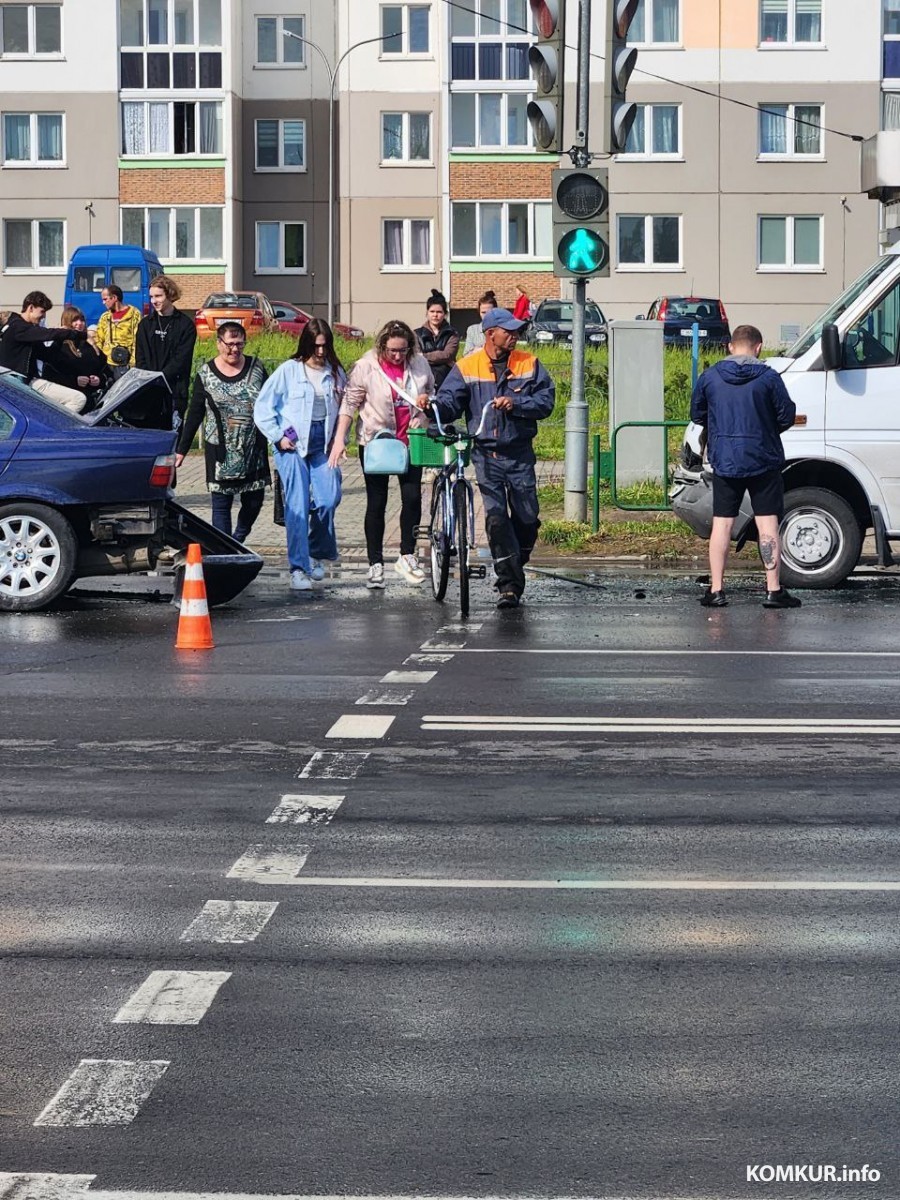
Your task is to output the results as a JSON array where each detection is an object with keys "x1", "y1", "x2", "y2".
[
  {"x1": 691, "y1": 323, "x2": 799, "y2": 609},
  {"x1": 434, "y1": 308, "x2": 555, "y2": 608}
]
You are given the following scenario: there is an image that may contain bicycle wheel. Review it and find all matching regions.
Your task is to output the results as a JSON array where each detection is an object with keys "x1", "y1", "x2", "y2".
[
  {"x1": 430, "y1": 476, "x2": 451, "y2": 602},
  {"x1": 454, "y1": 480, "x2": 471, "y2": 619}
]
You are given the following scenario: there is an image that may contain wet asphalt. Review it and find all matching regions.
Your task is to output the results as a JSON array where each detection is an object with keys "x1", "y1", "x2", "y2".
[{"x1": 2, "y1": 567, "x2": 900, "y2": 1199}]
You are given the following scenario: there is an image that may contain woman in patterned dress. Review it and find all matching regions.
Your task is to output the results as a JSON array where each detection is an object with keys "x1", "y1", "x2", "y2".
[{"x1": 175, "y1": 321, "x2": 270, "y2": 542}]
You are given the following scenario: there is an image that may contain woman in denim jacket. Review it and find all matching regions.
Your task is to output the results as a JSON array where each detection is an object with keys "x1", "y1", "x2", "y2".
[{"x1": 255, "y1": 319, "x2": 346, "y2": 591}]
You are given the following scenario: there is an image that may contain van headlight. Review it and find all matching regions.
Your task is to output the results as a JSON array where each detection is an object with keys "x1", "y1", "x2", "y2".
[{"x1": 535, "y1": 331, "x2": 553, "y2": 342}]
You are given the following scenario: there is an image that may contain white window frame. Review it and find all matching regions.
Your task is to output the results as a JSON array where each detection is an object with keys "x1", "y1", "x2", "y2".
[
  {"x1": 381, "y1": 217, "x2": 434, "y2": 271},
  {"x1": 121, "y1": 0, "x2": 223, "y2": 48},
  {"x1": 254, "y1": 220, "x2": 307, "y2": 274},
  {"x1": 120, "y1": 100, "x2": 223, "y2": 157},
  {"x1": 449, "y1": 90, "x2": 534, "y2": 150},
  {"x1": 759, "y1": 0, "x2": 824, "y2": 47},
  {"x1": 0, "y1": 4, "x2": 62, "y2": 57},
  {"x1": 254, "y1": 14, "x2": 305, "y2": 67},
  {"x1": 627, "y1": 0, "x2": 681, "y2": 47},
  {"x1": 450, "y1": 199, "x2": 551, "y2": 260},
  {"x1": 757, "y1": 213, "x2": 824, "y2": 272},
  {"x1": 380, "y1": 111, "x2": 433, "y2": 165},
  {"x1": 2, "y1": 111, "x2": 66, "y2": 167},
  {"x1": 757, "y1": 102, "x2": 823, "y2": 159},
  {"x1": 616, "y1": 213, "x2": 683, "y2": 271},
  {"x1": 380, "y1": 4, "x2": 432, "y2": 58},
  {"x1": 3, "y1": 217, "x2": 66, "y2": 273},
  {"x1": 119, "y1": 204, "x2": 224, "y2": 262},
  {"x1": 616, "y1": 102, "x2": 682, "y2": 160},
  {"x1": 254, "y1": 118, "x2": 306, "y2": 171}
]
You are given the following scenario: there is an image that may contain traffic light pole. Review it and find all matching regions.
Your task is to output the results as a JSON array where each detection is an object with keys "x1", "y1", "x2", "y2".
[{"x1": 564, "y1": 0, "x2": 592, "y2": 522}]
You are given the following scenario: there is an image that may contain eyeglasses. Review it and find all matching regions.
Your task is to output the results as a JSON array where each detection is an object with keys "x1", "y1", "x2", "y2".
[{"x1": 218, "y1": 341, "x2": 245, "y2": 351}]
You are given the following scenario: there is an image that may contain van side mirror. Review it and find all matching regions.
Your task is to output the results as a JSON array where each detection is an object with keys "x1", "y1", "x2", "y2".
[{"x1": 821, "y1": 323, "x2": 842, "y2": 372}]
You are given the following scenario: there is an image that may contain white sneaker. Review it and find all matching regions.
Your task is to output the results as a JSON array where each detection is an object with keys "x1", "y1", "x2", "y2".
[
  {"x1": 394, "y1": 553, "x2": 425, "y2": 584},
  {"x1": 310, "y1": 559, "x2": 326, "y2": 581},
  {"x1": 366, "y1": 563, "x2": 385, "y2": 590},
  {"x1": 290, "y1": 568, "x2": 313, "y2": 591}
]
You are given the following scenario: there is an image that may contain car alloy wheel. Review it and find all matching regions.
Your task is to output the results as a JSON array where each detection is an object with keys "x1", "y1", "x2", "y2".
[{"x1": 0, "y1": 504, "x2": 78, "y2": 612}]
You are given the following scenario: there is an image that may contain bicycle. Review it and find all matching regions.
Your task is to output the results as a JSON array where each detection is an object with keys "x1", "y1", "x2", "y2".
[{"x1": 413, "y1": 405, "x2": 489, "y2": 619}]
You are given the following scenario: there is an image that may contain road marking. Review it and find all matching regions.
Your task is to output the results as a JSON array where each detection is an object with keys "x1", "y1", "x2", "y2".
[
  {"x1": 227, "y1": 845, "x2": 310, "y2": 884},
  {"x1": 266, "y1": 794, "x2": 344, "y2": 825},
  {"x1": 33, "y1": 1059, "x2": 169, "y2": 1127},
  {"x1": 449, "y1": 647, "x2": 900, "y2": 658},
  {"x1": 1, "y1": 1191, "x2": 725, "y2": 1200},
  {"x1": 438, "y1": 622, "x2": 483, "y2": 633},
  {"x1": 179, "y1": 900, "x2": 278, "y2": 944},
  {"x1": 0, "y1": 1176, "x2": 95, "y2": 1200},
  {"x1": 248, "y1": 615, "x2": 311, "y2": 623},
  {"x1": 355, "y1": 689, "x2": 415, "y2": 706},
  {"x1": 280, "y1": 875, "x2": 900, "y2": 892},
  {"x1": 381, "y1": 670, "x2": 437, "y2": 684},
  {"x1": 422, "y1": 715, "x2": 900, "y2": 735},
  {"x1": 325, "y1": 714, "x2": 395, "y2": 739},
  {"x1": 298, "y1": 750, "x2": 369, "y2": 778},
  {"x1": 420, "y1": 639, "x2": 466, "y2": 651},
  {"x1": 404, "y1": 652, "x2": 454, "y2": 665},
  {"x1": 113, "y1": 971, "x2": 230, "y2": 1025}
]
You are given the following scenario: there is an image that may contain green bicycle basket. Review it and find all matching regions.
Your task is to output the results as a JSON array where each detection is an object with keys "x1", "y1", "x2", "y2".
[{"x1": 408, "y1": 427, "x2": 470, "y2": 468}]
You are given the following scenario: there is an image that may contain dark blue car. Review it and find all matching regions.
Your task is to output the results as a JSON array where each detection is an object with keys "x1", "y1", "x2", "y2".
[{"x1": 0, "y1": 369, "x2": 262, "y2": 612}]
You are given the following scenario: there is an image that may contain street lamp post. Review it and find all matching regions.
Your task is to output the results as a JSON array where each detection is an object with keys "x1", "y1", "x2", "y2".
[{"x1": 283, "y1": 29, "x2": 399, "y2": 327}]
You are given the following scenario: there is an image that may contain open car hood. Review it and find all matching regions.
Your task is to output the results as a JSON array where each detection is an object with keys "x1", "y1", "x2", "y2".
[{"x1": 83, "y1": 369, "x2": 172, "y2": 427}]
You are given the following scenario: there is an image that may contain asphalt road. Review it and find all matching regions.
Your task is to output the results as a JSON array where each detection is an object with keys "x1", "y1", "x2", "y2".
[{"x1": 2, "y1": 568, "x2": 900, "y2": 1200}]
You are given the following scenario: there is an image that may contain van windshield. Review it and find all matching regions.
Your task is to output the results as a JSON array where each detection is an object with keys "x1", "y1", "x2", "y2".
[{"x1": 786, "y1": 255, "x2": 899, "y2": 358}]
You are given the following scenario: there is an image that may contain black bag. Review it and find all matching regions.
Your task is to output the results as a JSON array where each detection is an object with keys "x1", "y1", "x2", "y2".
[{"x1": 273, "y1": 470, "x2": 285, "y2": 526}]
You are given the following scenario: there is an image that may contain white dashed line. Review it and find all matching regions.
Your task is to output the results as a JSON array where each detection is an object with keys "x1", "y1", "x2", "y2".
[
  {"x1": 33, "y1": 1059, "x2": 169, "y2": 1127},
  {"x1": 404, "y1": 652, "x2": 454, "y2": 665},
  {"x1": 226, "y1": 845, "x2": 310, "y2": 884},
  {"x1": 422, "y1": 715, "x2": 900, "y2": 735},
  {"x1": 437, "y1": 623, "x2": 483, "y2": 633},
  {"x1": 266, "y1": 794, "x2": 344, "y2": 825},
  {"x1": 381, "y1": 670, "x2": 437, "y2": 684},
  {"x1": 325, "y1": 714, "x2": 395, "y2": 739},
  {"x1": 355, "y1": 689, "x2": 415, "y2": 706},
  {"x1": 297, "y1": 750, "x2": 370, "y2": 778},
  {"x1": 282, "y1": 876, "x2": 900, "y2": 892},
  {"x1": 179, "y1": 900, "x2": 279, "y2": 944},
  {"x1": 420, "y1": 640, "x2": 466, "y2": 651},
  {"x1": 113, "y1": 971, "x2": 230, "y2": 1025}
]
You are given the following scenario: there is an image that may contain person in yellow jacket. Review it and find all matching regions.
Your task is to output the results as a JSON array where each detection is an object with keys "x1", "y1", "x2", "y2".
[{"x1": 96, "y1": 285, "x2": 142, "y2": 375}]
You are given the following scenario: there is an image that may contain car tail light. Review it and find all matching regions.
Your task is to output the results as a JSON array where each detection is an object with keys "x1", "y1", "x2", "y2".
[
  {"x1": 718, "y1": 300, "x2": 728, "y2": 322},
  {"x1": 194, "y1": 310, "x2": 206, "y2": 326},
  {"x1": 252, "y1": 309, "x2": 264, "y2": 324},
  {"x1": 657, "y1": 298, "x2": 668, "y2": 320},
  {"x1": 150, "y1": 454, "x2": 176, "y2": 488}
]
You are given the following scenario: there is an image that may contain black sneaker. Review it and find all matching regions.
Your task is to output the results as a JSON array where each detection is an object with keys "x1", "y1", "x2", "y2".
[
  {"x1": 496, "y1": 591, "x2": 520, "y2": 609},
  {"x1": 763, "y1": 588, "x2": 802, "y2": 609},
  {"x1": 700, "y1": 589, "x2": 728, "y2": 607}
]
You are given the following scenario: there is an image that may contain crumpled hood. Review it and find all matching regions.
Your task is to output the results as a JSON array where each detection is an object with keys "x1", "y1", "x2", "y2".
[{"x1": 713, "y1": 355, "x2": 772, "y2": 386}]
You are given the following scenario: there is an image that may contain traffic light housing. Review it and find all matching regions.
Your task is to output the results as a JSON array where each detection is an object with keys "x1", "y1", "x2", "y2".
[
  {"x1": 527, "y1": 0, "x2": 566, "y2": 154},
  {"x1": 552, "y1": 167, "x2": 609, "y2": 278},
  {"x1": 605, "y1": 0, "x2": 640, "y2": 154}
]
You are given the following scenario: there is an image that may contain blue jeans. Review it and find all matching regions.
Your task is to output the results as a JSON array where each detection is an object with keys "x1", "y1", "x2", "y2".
[
  {"x1": 274, "y1": 420, "x2": 341, "y2": 573},
  {"x1": 210, "y1": 489, "x2": 264, "y2": 543}
]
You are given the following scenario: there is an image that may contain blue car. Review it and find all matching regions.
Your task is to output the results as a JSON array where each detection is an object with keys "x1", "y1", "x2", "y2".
[{"x1": 0, "y1": 369, "x2": 262, "y2": 612}]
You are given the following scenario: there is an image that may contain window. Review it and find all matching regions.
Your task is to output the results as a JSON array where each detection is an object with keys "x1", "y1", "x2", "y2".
[
  {"x1": 255, "y1": 119, "x2": 305, "y2": 170},
  {"x1": 883, "y1": 91, "x2": 900, "y2": 130},
  {"x1": 381, "y1": 4, "x2": 431, "y2": 55},
  {"x1": 758, "y1": 214, "x2": 822, "y2": 270},
  {"x1": 382, "y1": 112, "x2": 432, "y2": 162},
  {"x1": 256, "y1": 15, "x2": 304, "y2": 65},
  {"x1": 121, "y1": 101, "x2": 222, "y2": 155},
  {"x1": 121, "y1": 205, "x2": 223, "y2": 260},
  {"x1": 620, "y1": 103, "x2": 680, "y2": 157},
  {"x1": 2, "y1": 113, "x2": 64, "y2": 165},
  {"x1": 451, "y1": 201, "x2": 551, "y2": 258},
  {"x1": 382, "y1": 218, "x2": 433, "y2": 270},
  {"x1": 839, "y1": 277, "x2": 900, "y2": 369},
  {"x1": 758, "y1": 103, "x2": 822, "y2": 157},
  {"x1": 255, "y1": 221, "x2": 306, "y2": 272},
  {"x1": 886, "y1": 1, "x2": 900, "y2": 77},
  {"x1": 119, "y1": 0, "x2": 222, "y2": 88},
  {"x1": 0, "y1": 5, "x2": 61, "y2": 55},
  {"x1": 450, "y1": 0, "x2": 530, "y2": 80},
  {"x1": 617, "y1": 214, "x2": 681, "y2": 269},
  {"x1": 4, "y1": 218, "x2": 64, "y2": 270},
  {"x1": 759, "y1": 0, "x2": 822, "y2": 45},
  {"x1": 450, "y1": 92, "x2": 531, "y2": 148},
  {"x1": 627, "y1": 0, "x2": 680, "y2": 45}
]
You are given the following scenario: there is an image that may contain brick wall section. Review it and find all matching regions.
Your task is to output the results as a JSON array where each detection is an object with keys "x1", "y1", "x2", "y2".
[
  {"x1": 449, "y1": 160, "x2": 554, "y2": 201},
  {"x1": 169, "y1": 274, "x2": 225, "y2": 310},
  {"x1": 119, "y1": 168, "x2": 225, "y2": 205},
  {"x1": 451, "y1": 272, "x2": 560, "y2": 309}
]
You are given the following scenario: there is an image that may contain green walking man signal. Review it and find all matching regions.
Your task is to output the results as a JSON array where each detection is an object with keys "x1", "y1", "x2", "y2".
[{"x1": 552, "y1": 167, "x2": 610, "y2": 279}]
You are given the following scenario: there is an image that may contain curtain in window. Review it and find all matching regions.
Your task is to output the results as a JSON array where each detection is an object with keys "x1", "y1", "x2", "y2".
[
  {"x1": 652, "y1": 105, "x2": 678, "y2": 153},
  {"x1": 795, "y1": 0, "x2": 821, "y2": 42},
  {"x1": 256, "y1": 119, "x2": 279, "y2": 167},
  {"x1": 452, "y1": 203, "x2": 477, "y2": 256},
  {"x1": 618, "y1": 215, "x2": 646, "y2": 264},
  {"x1": 479, "y1": 43, "x2": 503, "y2": 79},
  {"x1": 121, "y1": 103, "x2": 145, "y2": 155},
  {"x1": 759, "y1": 216, "x2": 786, "y2": 265},
  {"x1": 383, "y1": 220, "x2": 404, "y2": 266},
  {"x1": 149, "y1": 103, "x2": 169, "y2": 153},
  {"x1": 760, "y1": 106, "x2": 787, "y2": 154},
  {"x1": 409, "y1": 113, "x2": 430, "y2": 159},
  {"x1": 653, "y1": 0, "x2": 679, "y2": 42},
  {"x1": 652, "y1": 216, "x2": 679, "y2": 264},
  {"x1": 479, "y1": 94, "x2": 502, "y2": 145},
  {"x1": 505, "y1": 43, "x2": 529, "y2": 79},
  {"x1": 38, "y1": 221, "x2": 63, "y2": 268},
  {"x1": 382, "y1": 114, "x2": 403, "y2": 160},
  {"x1": 628, "y1": 0, "x2": 645, "y2": 43},
  {"x1": 624, "y1": 106, "x2": 645, "y2": 153},
  {"x1": 199, "y1": 102, "x2": 222, "y2": 154},
  {"x1": 200, "y1": 209, "x2": 223, "y2": 259},
  {"x1": 257, "y1": 222, "x2": 280, "y2": 270},
  {"x1": 3, "y1": 114, "x2": 30, "y2": 161},
  {"x1": 409, "y1": 7, "x2": 429, "y2": 52},
  {"x1": 883, "y1": 92, "x2": 900, "y2": 130},
  {"x1": 283, "y1": 120, "x2": 304, "y2": 167},
  {"x1": 410, "y1": 220, "x2": 431, "y2": 266},
  {"x1": 793, "y1": 105, "x2": 820, "y2": 154},
  {"x1": 451, "y1": 44, "x2": 476, "y2": 79},
  {"x1": 37, "y1": 114, "x2": 62, "y2": 160},
  {"x1": 760, "y1": 0, "x2": 788, "y2": 42},
  {"x1": 5, "y1": 221, "x2": 32, "y2": 268}
]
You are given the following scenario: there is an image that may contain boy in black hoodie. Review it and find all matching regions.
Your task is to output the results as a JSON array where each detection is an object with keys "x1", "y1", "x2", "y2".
[
  {"x1": 0, "y1": 291, "x2": 88, "y2": 412},
  {"x1": 134, "y1": 274, "x2": 197, "y2": 429}
]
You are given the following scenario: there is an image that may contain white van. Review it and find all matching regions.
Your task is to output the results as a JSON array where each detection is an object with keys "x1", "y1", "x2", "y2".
[{"x1": 671, "y1": 247, "x2": 900, "y2": 588}]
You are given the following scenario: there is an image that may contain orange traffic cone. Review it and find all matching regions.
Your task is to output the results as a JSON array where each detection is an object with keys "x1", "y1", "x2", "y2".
[{"x1": 175, "y1": 543, "x2": 214, "y2": 650}]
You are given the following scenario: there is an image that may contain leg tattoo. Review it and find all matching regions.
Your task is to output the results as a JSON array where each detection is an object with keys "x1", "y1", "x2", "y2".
[{"x1": 759, "y1": 536, "x2": 778, "y2": 570}]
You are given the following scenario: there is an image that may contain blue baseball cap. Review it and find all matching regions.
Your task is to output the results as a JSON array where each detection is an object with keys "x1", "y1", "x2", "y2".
[{"x1": 482, "y1": 307, "x2": 526, "y2": 332}]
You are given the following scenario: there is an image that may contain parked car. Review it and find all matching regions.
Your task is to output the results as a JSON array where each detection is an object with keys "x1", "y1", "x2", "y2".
[
  {"x1": 0, "y1": 369, "x2": 262, "y2": 612},
  {"x1": 527, "y1": 300, "x2": 607, "y2": 348},
  {"x1": 64, "y1": 244, "x2": 163, "y2": 326},
  {"x1": 272, "y1": 301, "x2": 365, "y2": 342},
  {"x1": 194, "y1": 292, "x2": 279, "y2": 340},
  {"x1": 641, "y1": 296, "x2": 731, "y2": 349}
]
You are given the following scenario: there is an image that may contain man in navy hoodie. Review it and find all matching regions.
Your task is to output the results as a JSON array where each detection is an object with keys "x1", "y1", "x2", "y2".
[{"x1": 690, "y1": 324, "x2": 800, "y2": 609}]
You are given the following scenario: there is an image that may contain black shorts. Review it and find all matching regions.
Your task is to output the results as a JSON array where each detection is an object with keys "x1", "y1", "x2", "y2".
[{"x1": 712, "y1": 468, "x2": 784, "y2": 519}]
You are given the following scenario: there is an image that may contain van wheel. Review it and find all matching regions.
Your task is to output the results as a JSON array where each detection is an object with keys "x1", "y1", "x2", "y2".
[
  {"x1": 779, "y1": 488, "x2": 862, "y2": 589},
  {"x1": 0, "y1": 503, "x2": 78, "y2": 611}
]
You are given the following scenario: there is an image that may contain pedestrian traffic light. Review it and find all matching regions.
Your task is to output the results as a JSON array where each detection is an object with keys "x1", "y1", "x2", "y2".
[
  {"x1": 552, "y1": 168, "x2": 609, "y2": 278},
  {"x1": 605, "y1": 0, "x2": 640, "y2": 154},
  {"x1": 526, "y1": 0, "x2": 565, "y2": 154}
]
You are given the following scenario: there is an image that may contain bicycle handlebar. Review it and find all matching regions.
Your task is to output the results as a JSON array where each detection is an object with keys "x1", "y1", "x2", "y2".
[{"x1": 431, "y1": 402, "x2": 490, "y2": 440}]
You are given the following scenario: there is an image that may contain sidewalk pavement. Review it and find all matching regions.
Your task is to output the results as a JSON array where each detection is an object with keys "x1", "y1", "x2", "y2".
[{"x1": 174, "y1": 453, "x2": 564, "y2": 565}]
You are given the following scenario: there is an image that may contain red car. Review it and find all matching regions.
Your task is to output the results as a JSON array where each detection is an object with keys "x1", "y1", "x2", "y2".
[{"x1": 272, "y1": 301, "x2": 364, "y2": 342}]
